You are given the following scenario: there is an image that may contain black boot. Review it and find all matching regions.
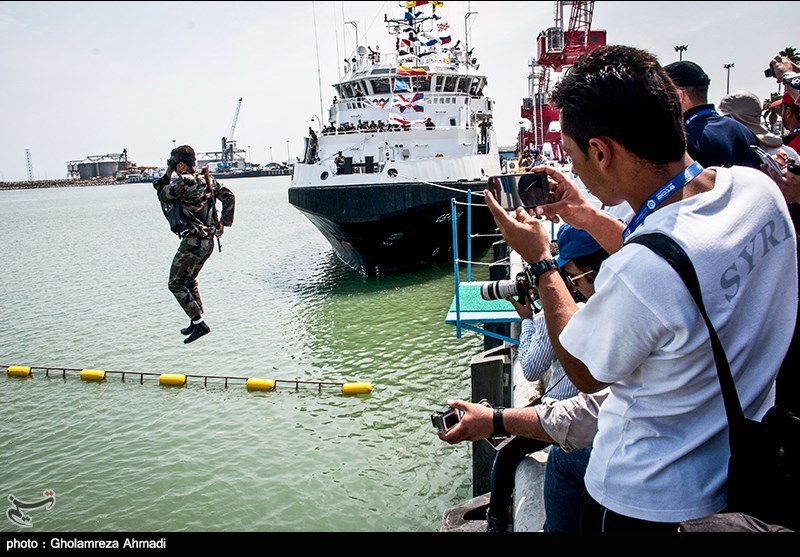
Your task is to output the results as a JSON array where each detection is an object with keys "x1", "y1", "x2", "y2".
[
  {"x1": 184, "y1": 321, "x2": 210, "y2": 344},
  {"x1": 180, "y1": 321, "x2": 195, "y2": 335}
]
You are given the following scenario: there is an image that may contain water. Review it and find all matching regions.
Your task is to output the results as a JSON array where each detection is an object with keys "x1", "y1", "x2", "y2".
[{"x1": 0, "y1": 177, "x2": 493, "y2": 532}]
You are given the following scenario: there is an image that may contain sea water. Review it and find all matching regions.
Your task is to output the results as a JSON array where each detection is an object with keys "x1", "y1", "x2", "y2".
[{"x1": 0, "y1": 177, "x2": 493, "y2": 532}]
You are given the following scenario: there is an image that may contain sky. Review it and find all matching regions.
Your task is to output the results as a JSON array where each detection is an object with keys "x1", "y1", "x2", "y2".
[{"x1": 0, "y1": 0, "x2": 796, "y2": 182}]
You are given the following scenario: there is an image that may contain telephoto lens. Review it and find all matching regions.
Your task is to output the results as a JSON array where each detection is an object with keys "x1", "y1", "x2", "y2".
[{"x1": 480, "y1": 279, "x2": 520, "y2": 301}]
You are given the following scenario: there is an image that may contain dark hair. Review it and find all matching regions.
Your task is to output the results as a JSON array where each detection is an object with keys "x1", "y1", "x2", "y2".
[
  {"x1": 549, "y1": 45, "x2": 686, "y2": 165},
  {"x1": 170, "y1": 145, "x2": 196, "y2": 169},
  {"x1": 572, "y1": 248, "x2": 611, "y2": 283}
]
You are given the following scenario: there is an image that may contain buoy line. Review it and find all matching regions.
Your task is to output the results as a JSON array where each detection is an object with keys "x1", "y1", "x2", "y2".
[{"x1": 3, "y1": 365, "x2": 373, "y2": 396}]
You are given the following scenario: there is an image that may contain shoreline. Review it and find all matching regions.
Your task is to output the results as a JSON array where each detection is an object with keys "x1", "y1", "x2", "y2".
[{"x1": 0, "y1": 177, "x2": 122, "y2": 191}]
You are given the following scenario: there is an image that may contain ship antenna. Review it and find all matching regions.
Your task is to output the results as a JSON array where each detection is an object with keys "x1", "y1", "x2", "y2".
[{"x1": 312, "y1": 1, "x2": 325, "y2": 123}]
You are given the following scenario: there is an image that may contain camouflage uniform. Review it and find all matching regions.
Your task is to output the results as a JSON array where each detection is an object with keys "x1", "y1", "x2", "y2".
[{"x1": 157, "y1": 170, "x2": 235, "y2": 320}]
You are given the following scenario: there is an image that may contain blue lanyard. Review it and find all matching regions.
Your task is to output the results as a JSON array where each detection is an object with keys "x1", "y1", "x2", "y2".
[
  {"x1": 623, "y1": 162, "x2": 704, "y2": 240},
  {"x1": 684, "y1": 108, "x2": 717, "y2": 127}
]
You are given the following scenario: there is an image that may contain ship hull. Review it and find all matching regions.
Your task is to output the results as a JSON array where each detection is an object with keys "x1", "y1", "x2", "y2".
[{"x1": 288, "y1": 180, "x2": 495, "y2": 274}]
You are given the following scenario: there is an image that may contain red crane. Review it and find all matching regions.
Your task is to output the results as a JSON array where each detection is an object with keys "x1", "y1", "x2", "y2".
[{"x1": 518, "y1": 1, "x2": 606, "y2": 161}]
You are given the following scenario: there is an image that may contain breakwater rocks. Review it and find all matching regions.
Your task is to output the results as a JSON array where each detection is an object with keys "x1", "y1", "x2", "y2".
[{"x1": 0, "y1": 177, "x2": 121, "y2": 191}]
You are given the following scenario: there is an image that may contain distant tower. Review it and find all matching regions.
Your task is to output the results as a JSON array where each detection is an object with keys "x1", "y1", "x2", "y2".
[{"x1": 25, "y1": 149, "x2": 34, "y2": 181}]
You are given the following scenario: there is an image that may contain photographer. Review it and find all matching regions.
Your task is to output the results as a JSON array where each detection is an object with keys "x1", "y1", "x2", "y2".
[
  {"x1": 479, "y1": 225, "x2": 609, "y2": 532},
  {"x1": 477, "y1": 45, "x2": 795, "y2": 532},
  {"x1": 154, "y1": 145, "x2": 235, "y2": 344}
]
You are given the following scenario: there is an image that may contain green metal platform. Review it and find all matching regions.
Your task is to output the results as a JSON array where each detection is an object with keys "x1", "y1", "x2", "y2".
[{"x1": 445, "y1": 282, "x2": 521, "y2": 325}]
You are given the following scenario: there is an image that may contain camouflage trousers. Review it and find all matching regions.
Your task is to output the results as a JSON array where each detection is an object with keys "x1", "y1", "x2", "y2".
[{"x1": 168, "y1": 234, "x2": 214, "y2": 320}]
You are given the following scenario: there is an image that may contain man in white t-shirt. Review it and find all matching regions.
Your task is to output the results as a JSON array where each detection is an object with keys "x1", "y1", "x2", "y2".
[{"x1": 448, "y1": 45, "x2": 797, "y2": 531}]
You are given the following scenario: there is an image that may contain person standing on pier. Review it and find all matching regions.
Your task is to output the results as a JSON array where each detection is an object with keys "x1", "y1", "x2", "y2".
[{"x1": 154, "y1": 145, "x2": 235, "y2": 344}]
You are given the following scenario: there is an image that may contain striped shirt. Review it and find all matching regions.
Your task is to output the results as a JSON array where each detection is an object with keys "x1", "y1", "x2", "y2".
[{"x1": 518, "y1": 304, "x2": 584, "y2": 401}]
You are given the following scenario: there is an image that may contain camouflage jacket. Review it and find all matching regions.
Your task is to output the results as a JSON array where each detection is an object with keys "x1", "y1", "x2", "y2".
[{"x1": 157, "y1": 170, "x2": 235, "y2": 237}]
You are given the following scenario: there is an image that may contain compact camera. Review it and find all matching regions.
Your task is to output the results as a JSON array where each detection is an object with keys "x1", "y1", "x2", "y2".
[
  {"x1": 765, "y1": 67, "x2": 775, "y2": 79},
  {"x1": 480, "y1": 269, "x2": 536, "y2": 305},
  {"x1": 431, "y1": 405, "x2": 463, "y2": 434}
]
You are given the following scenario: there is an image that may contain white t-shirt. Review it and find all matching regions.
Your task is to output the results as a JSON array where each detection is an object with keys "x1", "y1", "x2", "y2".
[{"x1": 560, "y1": 166, "x2": 797, "y2": 523}]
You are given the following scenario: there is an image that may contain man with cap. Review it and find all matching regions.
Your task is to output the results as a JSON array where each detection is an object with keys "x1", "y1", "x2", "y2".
[
  {"x1": 719, "y1": 90, "x2": 799, "y2": 160},
  {"x1": 664, "y1": 60, "x2": 760, "y2": 169},
  {"x1": 154, "y1": 145, "x2": 236, "y2": 344},
  {"x1": 450, "y1": 224, "x2": 610, "y2": 532},
  {"x1": 770, "y1": 91, "x2": 800, "y2": 154}
]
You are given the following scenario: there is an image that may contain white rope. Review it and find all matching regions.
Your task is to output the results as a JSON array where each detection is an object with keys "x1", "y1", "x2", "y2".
[{"x1": 395, "y1": 173, "x2": 487, "y2": 196}]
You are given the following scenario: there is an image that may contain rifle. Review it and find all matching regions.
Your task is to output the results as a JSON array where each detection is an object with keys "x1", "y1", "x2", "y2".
[{"x1": 203, "y1": 165, "x2": 222, "y2": 252}]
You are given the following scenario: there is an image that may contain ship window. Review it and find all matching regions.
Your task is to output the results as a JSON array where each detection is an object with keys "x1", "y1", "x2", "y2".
[
  {"x1": 371, "y1": 68, "x2": 391, "y2": 75},
  {"x1": 371, "y1": 78, "x2": 391, "y2": 94},
  {"x1": 342, "y1": 83, "x2": 355, "y2": 98},
  {"x1": 456, "y1": 78, "x2": 470, "y2": 93},
  {"x1": 411, "y1": 75, "x2": 431, "y2": 92},
  {"x1": 469, "y1": 78, "x2": 483, "y2": 96},
  {"x1": 444, "y1": 75, "x2": 458, "y2": 92},
  {"x1": 434, "y1": 76, "x2": 447, "y2": 92}
]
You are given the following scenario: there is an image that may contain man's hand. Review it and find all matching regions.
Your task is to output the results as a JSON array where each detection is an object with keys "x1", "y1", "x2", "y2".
[
  {"x1": 507, "y1": 295, "x2": 534, "y2": 320},
  {"x1": 484, "y1": 188, "x2": 552, "y2": 265},
  {"x1": 530, "y1": 165, "x2": 597, "y2": 228},
  {"x1": 437, "y1": 399, "x2": 494, "y2": 444}
]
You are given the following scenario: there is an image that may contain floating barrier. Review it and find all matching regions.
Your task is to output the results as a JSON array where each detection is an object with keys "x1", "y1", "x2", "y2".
[
  {"x1": 3, "y1": 365, "x2": 372, "y2": 396},
  {"x1": 246, "y1": 378, "x2": 276, "y2": 392},
  {"x1": 159, "y1": 374, "x2": 187, "y2": 387},
  {"x1": 7, "y1": 366, "x2": 31, "y2": 377}
]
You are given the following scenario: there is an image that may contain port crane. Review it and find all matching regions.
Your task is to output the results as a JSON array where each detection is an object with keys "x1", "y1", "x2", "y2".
[
  {"x1": 519, "y1": 1, "x2": 606, "y2": 161},
  {"x1": 220, "y1": 97, "x2": 243, "y2": 169}
]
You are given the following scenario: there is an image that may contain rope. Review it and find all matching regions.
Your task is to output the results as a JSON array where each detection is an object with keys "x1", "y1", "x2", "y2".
[{"x1": 395, "y1": 173, "x2": 488, "y2": 196}]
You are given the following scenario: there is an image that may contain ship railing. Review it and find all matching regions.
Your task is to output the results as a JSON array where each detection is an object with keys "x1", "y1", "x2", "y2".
[{"x1": 445, "y1": 192, "x2": 520, "y2": 346}]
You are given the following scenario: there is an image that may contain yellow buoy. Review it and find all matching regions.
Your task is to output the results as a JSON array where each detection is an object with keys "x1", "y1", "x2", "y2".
[
  {"x1": 246, "y1": 378, "x2": 276, "y2": 392},
  {"x1": 342, "y1": 382, "x2": 372, "y2": 395},
  {"x1": 79, "y1": 369, "x2": 106, "y2": 382},
  {"x1": 7, "y1": 366, "x2": 32, "y2": 377},
  {"x1": 159, "y1": 374, "x2": 186, "y2": 386}
]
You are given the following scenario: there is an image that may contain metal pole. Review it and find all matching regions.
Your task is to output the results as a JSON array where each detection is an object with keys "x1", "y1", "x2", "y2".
[
  {"x1": 286, "y1": 140, "x2": 290, "y2": 164},
  {"x1": 451, "y1": 198, "x2": 462, "y2": 339},
  {"x1": 724, "y1": 63, "x2": 734, "y2": 94},
  {"x1": 467, "y1": 190, "x2": 473, "y2": 283}
]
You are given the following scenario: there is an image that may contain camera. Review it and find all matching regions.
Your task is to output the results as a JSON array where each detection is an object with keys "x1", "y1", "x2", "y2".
[
  {"x1": 480, "y1": 269, "x2": 535, "y2": 304},
  {"x1": 167, "y1": 157, "x2": 177, "y2": 170},
  {"x1": 431, "y1": 405, "x2": 462, "y2": 434},
  {"x1": 488, "y1": 172, "x2": 550, "y2": 212},
  {"x1": 765, "y1": 67, "x2": 775, "y2": 78}
]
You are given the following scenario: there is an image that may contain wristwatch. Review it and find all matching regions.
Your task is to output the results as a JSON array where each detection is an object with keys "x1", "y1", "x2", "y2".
[
  {"x1": 528, "y1": 258, "x2": 559, "y2": 285},
  {"x1": 493, "y1": 407, "x2": 507, "y2": 437}
]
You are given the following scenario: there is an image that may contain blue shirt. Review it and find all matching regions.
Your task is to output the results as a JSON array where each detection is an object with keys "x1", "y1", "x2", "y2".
[
  {"x1": 683, "y1": 104, "x2": 760, "y2": 169},
  {"x1": 518, "y1": 311, "x2": 581, "y2": 401}
]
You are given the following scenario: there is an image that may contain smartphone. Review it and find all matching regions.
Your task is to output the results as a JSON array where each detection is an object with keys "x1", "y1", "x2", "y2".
[
  {"x1": 488, "y1": 172, "x2": 550, "y2": 211},
  {"x1": 751, "y1": 145, "x2": 783, "y2": 176}
]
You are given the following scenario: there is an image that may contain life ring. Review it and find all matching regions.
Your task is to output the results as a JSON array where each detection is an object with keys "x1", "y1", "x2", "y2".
[{"x1": 507, "y1": 160, "x2": 518, "y2": 173}]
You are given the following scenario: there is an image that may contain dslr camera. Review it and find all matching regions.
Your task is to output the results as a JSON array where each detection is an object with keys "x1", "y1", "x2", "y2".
[
  {"x1": 480, "y1": 267, "x2": 536, "y2": 305},
  {"x1": 431, "y1": 405, "x2": 463, "y2": 434}
]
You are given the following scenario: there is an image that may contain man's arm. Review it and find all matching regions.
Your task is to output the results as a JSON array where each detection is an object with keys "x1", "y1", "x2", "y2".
[
  {"x1": 532, "y1": 165, "x2": 625, "y2": 255},
  {"x1": 438, "y1": 389, "x2": 609, "y2": 449},
  {"x1": 484, "y1": 188, "x2": 609, "y2": 393}
]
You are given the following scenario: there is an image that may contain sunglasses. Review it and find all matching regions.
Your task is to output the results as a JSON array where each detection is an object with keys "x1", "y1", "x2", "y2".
[{"x1": 565, "y1": 269, "x2": 594, "y2": 288}]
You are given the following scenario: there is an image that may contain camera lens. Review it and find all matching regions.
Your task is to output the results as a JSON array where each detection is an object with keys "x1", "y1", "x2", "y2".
[{"x1": 480, "y1": 280, "x2": 519, "y2": 301}]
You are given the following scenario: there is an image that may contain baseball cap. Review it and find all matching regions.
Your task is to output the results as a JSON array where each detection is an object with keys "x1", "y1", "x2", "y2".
[
  {"x1": 555, "y1": 224, "x2": 603, "y2": 268},
  {"x1": 664, "y1": 60, "x2": 711, "y2": 87},
  {"x1": 770, "y1": 90, "x2": 798, "y2": 108}
]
